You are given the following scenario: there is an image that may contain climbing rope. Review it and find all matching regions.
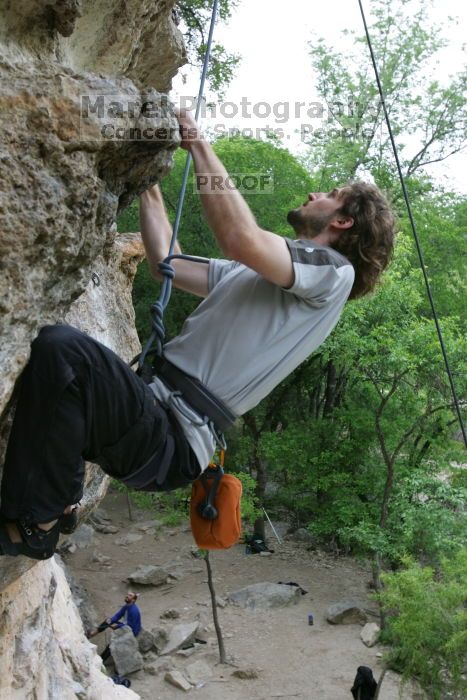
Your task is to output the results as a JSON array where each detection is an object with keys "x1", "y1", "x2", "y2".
[
  {"x1": 138, "y1": 0, "x2": 219, "y2": 370},
  {"x1": 358, "y1": 0, "x2": 466, "y2": 447}
]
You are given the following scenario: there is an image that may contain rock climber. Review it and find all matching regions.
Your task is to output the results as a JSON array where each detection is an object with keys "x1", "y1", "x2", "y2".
[{"x1": 0, "y1": 109, "x2": 396, "y2": 560}]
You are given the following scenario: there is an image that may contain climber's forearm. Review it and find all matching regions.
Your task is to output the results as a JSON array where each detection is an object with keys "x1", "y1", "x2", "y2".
[
  {"x1": 189, "y1": 139, "x2": 260, "y2": 259},
  {"x1": 139, "y1": 186, "x2": 181, "y2": 278}
]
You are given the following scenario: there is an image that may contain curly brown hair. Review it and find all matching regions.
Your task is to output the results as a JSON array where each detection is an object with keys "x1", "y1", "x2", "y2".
[{"x1": 333, "y1": 182, "x2": 396, "y2": 299}]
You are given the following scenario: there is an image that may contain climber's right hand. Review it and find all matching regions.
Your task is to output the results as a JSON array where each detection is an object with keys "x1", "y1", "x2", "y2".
[{"x1": 174, "y1": 108, "x2": 201, "y2": 150}]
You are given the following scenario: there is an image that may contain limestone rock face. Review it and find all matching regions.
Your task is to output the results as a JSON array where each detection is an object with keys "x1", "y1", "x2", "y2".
[
  {"x1": 0, "y1": 1, "x2": 186, "y2": 696},
  {"x1": 0, "y1": 557, "x2": 138, "y2": 699},
  {"x1": 0, "y1": 0, "x2": 185, "y2": 92},
  {"x1": 0, "y1": 231, "x2": 146, "y2": 696},
  {"x1": 0, "y1": 0, "x2": 182, "y2": 416}
]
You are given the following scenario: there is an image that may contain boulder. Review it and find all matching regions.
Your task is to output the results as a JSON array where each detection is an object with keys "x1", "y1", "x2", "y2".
[
  {"x1": 378, "y1": 670, "x2": 427, "y2": 699},
  {"x1": 160, "y1": 622, "x2": 200, "y2": 656},
  {"x1": 291, "y1": 527, "x2": 316, "y2": 543},
  {"x1": 150, "y1": 626, "x2": 169, "y2": 653},
  {"x1": 137, "y1": 629, "x2": 156, "y2": 654},
  {"x1": 326, "y1": 601, "x2": 368, "y2": 625},
  {"x1": 228, "y1": 582, "x2": 302, "y2": 610},
  {"x1": 67, "y1": 524, "x2": 95, "y2": 549},
  {"x1": 128, "y1": 565, "x2": 170, "y2": 587},
  {"x1": 360, "y1": 622, "x2": 380, "y2": 647},
  {"x1": 110, "y1": 627, "x2": 143, "y2": 676}
]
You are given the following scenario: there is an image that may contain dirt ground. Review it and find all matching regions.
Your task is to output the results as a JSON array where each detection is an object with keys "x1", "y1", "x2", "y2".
[{"x1": 65, "y1": 489, "x2": 387, "y2": 700}]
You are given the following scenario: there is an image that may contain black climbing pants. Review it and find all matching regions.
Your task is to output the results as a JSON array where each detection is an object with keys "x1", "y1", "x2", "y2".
[{"x1": 0, "y1": 325, "x2": 200, "y2": 524}]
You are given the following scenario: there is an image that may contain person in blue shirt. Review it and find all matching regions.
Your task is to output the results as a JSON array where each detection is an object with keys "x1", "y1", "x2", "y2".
[{"x1": 87, "y1": 591, "x2": 141, "y2": 662}]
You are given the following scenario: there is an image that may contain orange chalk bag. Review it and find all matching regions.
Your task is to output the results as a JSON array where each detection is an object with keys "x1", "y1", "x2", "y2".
[{"x1": 190, "y1": 451, "x2": 242, "y2": 550}]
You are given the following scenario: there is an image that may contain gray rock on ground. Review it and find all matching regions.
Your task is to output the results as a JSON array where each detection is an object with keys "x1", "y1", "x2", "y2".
[
  {"x1": 265, "y1": 520, "x2": 290, "y2": 540},
  {"x1": 326, "y1": 601, "x2": 368, "y2": 625},
  {"x1": 109, "y1": 627, "x2": 143, "y2": 676},
  {"x1": 360, "y1": 622, "x2": 380, "y2": 647},
  {"x1": 232, "y1": 667, "x2": 261, "y2": 679},
  {"x1": 67, "y1": 524, "x2": 95, "y2": 549},
  {"x1": 150, "y1": 627, "x2": 169, "y2": 653},
  {"x1": 91, "y1": 508, "x2": 111, "y2": 523},
  {"x1": 228, "y1": 582, "x2": 302, "y2": 610},
  {"x1": 165, "y1": 670, "x2": 192, "y2": 691},
  {"x1": 378, "y1": 670, "x2": 427, "y2": 699},
  {"x1": 137, "y1": 629, "x2": 156, "y2": 654},
  {"x1": 114, "y1": 533, "x2": 143, "y2": 546},
  {"x1": 128, "y1": 565, "x2": 170, "y2": 586},
  {"x1": 91, "y1": 551, "x2": 112, "y2": 566},
  {"x1": 144, "y1": 657, "x2": 174, "y2": 676},
  {"x1": 160, "y1": 622, "x2": 200, "y2": 655},
  {"x1": 93, "y1": 523, "x2": 120, "y2": 534},
  {"x1": 135, "y1": 520, "x2": 163, "y2": 532},
  {"x1": 185, "y1": 659, "x2": 213, "y2": 685},
  {"x1": 291, "y1": 527, "x2": 316, "y2": 543}
]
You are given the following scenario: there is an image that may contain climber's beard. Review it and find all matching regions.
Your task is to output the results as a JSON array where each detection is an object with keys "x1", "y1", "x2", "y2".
[{"x1": 286, "y1": 207, "x2": 333, "y2": 238}]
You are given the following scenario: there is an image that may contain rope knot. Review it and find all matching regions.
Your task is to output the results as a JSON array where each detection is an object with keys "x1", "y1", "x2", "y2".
[{"x1": 157, "y1": 261, "x2": 175, "y2": 279}]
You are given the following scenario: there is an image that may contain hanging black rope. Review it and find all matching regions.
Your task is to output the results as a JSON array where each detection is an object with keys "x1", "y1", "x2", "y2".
[
  {"x1": 138, "y1": 0, "x2": 219, "y2": 369},
  {"x1": 357, "y1": 0, "x2": 466, "y2": 447}
]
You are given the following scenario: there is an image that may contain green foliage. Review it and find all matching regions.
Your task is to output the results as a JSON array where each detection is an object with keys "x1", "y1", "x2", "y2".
[
  {"x1": 230, "y1": 471, "x2": 260, "y2": 525},
  {"x1": 177, "y1": 0, "x2": 240, "y2": 95},
  {"x1": 378, "y1": 551, "x2": 467, "y2": 699},
  {"x1": 305, "y1": 0, "x2": 467, "y2": 183},
  {"x1": 112, "y1": 479, "x2": 190, "y2": 526}
]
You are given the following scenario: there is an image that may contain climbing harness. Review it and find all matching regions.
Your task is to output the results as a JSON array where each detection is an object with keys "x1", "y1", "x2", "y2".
[{"x1": 358, "y1": 0, "x2": 466, "y2": 447}]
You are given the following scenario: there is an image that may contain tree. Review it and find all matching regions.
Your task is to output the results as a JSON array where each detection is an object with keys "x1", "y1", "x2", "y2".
[
  {"x1": 176, "y1": 0, "x2": 241, "y2": 95},
  {"x1": 304, "y1": 0, "x2": 467, "y2": 187}
]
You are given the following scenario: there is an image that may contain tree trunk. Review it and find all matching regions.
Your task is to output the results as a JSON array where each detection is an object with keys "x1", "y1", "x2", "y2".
[
  {"x1": 204, "y1": 552, "x2": 227, "y2": 664},
  {"x1": 323, "y1": 360, "x2": 338, "y2": 417},
  {"x1": 253, "y1": 455, "x2": 268, "y2": 540}
]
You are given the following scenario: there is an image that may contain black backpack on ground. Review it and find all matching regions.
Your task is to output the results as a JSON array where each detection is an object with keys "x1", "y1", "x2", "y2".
[{"x1": 351, "y1": 666, "x2": 377, "y2": 699}]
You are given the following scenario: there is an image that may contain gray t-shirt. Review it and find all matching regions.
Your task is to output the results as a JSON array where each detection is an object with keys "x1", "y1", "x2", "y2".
[{"x1": 150, "y1": 239, "x2": 354, "y2": 470}]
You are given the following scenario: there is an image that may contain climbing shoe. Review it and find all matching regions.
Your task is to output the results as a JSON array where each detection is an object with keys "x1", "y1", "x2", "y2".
[
  {"x1": 0, "y1": 518, "x2": 60, "y2": 560},
  {"x1": 59, "y1": 505, "x2": 79, "y2": 535}
]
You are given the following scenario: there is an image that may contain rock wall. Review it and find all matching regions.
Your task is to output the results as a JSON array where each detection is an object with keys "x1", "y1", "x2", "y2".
[
  {"x1": 0, "y1": 1, "x2": 186, "y2": 696},
  {"x1": 0, "y1": 557, "x2": 139, "y2": 700},
  {"x1": 0, "y1": 0, "x2": 184, "y2": 414}
]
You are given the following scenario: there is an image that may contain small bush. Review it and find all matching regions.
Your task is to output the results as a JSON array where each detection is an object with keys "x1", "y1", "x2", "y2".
[{"x1": 378, "y1": 550, "x2": 467, "y2": 699}]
